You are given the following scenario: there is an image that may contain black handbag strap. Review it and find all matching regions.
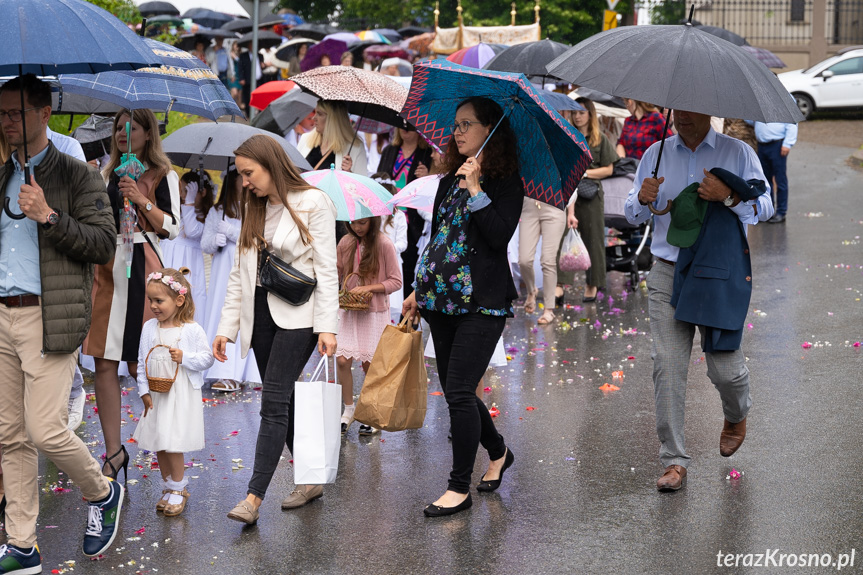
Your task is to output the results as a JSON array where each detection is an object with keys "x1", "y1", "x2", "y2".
[{"x1": 136, "y1": 220, "x2": 164, "y2": 269}]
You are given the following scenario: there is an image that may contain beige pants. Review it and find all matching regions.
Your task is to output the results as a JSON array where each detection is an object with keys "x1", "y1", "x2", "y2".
[
  {"x1": 518, "y1": 198, "x2": 567, "y2": 309},
  {"x1": 0, "y1": 304, "x2": 109, "y2": 548}
]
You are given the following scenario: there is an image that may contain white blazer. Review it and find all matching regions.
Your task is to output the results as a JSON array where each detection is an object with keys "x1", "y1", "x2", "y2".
[
  {"x1": 297, "y1": 131, "x2": 369, "y2": 177},
  {"x1": 217, "y1": 188, "x2": 340, "y2": 358}
]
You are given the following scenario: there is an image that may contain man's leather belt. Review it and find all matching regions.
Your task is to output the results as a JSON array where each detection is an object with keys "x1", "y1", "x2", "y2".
[
  {"x1": 0, "y1": 294, "x2": 40, "y2": 307},
  {"x1": 656, "y1": 257, "x2": 675, "y2": 266}
]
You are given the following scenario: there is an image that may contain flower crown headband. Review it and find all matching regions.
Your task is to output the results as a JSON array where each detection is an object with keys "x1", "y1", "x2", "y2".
[
  {"x1": 147, "y1": 272, "x2": 188, "y2": 296},
  {"x1": 373, "y1": 176, "x2": 395, "y2": 186}
]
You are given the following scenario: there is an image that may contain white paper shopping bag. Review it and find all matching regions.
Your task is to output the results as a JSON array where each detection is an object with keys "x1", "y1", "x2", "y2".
[{"x1": 293, "y1": 356, "x2": 341, "y2": 485}]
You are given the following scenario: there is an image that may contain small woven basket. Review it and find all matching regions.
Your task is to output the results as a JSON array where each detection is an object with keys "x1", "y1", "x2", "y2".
[
  {"x1": 339, "y1": 272, "x2": 372, "y2": 311},
  {"x1": 145, "y1": 344, "x2": 180, "y2": 393}
]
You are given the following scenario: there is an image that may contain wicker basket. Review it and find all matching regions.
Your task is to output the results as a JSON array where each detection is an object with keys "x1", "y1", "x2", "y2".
[
  {"x1": 339, "y1": 272, "x2": 372, "y2": 311},
  {"x1": 145, "y1": 344, "x2": 180, "y2": 393}
]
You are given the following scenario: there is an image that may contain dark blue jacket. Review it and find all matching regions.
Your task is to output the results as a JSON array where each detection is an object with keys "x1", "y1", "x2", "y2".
[{"x1": 670, "y1": 168, "x2": 767, "y2": 352}]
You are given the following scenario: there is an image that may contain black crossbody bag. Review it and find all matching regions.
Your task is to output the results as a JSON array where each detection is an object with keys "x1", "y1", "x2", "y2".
[{"x1": 258, "y1": 238, "x2": 317, "y2": 306}]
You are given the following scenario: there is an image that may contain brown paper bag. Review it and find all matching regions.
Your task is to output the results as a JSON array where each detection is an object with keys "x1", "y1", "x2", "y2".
[{"x1": 353, "y1": 317, "x2": 428, "y2": 431}]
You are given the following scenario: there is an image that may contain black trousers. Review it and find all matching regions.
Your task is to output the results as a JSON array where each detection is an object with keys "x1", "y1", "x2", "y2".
[
  {"x1": 247, "y1": 287, "x2": 318, "y2": 499},
  {"x1": 422, "y1": 310, "x2": 507, "y2": 493}
]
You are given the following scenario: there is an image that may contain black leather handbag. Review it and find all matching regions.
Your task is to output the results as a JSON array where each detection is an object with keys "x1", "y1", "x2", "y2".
[{"x1": 258, "y1": 239, "x2": 317, "y2": 306}]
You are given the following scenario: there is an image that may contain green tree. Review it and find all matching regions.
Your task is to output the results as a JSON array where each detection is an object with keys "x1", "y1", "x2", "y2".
[{"x1": 86, "y1": 0, "x2": 141, "y2": 24}]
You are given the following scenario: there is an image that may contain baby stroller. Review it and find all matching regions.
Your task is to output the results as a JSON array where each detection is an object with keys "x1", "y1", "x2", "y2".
[{"x1": 604, "y1": 159, "x2": 653, "y2": 289}]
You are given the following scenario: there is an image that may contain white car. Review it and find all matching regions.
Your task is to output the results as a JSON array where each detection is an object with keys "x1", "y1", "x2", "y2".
[{"x1": 778, "y1": 47, "x2": 863, "y2": 119}]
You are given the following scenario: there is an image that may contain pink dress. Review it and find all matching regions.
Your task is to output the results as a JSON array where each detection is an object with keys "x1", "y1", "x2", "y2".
[{"x1": 335, "y1": 235, "x2": 402, "y2": 363}]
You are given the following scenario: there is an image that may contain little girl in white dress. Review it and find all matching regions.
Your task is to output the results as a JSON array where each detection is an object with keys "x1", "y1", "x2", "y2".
[{"x1": 133, "y1": 267, "x2": 214, "y2": 517}]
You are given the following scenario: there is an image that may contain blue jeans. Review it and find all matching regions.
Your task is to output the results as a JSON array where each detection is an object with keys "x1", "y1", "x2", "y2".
[{"x1": 757, "y1": 140, "x2": 788, "y2": 216}]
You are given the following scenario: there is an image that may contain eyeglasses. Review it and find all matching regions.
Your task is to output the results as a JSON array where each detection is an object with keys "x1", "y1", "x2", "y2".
[
  {"x1": 0, "y1": 107, "x2": 41, "y2": 123},
  {"x1": 449, "y1": 120, "x2": 482, "y2": 135}
]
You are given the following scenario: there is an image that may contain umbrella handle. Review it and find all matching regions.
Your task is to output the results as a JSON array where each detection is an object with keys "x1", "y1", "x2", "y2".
[
  {"x1": 4, "y1": 197, "x2": 27, "y2": 220},
  {"x1": 648, "y1": 200, "x2": 672, "y2": 215}
]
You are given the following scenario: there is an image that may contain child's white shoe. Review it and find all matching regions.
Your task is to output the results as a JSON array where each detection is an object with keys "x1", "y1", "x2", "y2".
[{"x1": 341, "y1": 404, "x2": 356, "y2": 434}]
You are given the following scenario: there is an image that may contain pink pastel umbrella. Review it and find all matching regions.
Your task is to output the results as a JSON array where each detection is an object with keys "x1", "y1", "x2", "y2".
[
  {"x1": 386, "y1": 174, "x2": 443, "y2": 213},
  {"x1": 302, "y1": 166, "x2": 393, "y2": 221}
]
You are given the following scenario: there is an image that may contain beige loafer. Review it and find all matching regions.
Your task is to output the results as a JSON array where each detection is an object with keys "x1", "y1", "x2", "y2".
[
  {"x1": 281, "y1": 484, "x2": 323, "y2": 510},
  {"x1": 227, "y1": 500, "x2": 260, "y2": 524}
]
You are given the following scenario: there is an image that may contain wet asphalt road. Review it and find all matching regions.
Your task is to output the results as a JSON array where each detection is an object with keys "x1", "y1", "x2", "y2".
[{"x1": 3, "y1": 140, "x2": 863, "y2": 575}]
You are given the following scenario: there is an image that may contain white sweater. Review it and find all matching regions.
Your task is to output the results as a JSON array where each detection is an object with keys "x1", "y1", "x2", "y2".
[{"x1": 136, "y1": 319, "x2": 214, "y2": 396}]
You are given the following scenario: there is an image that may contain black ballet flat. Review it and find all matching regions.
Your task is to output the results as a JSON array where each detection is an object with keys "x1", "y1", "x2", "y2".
[
  {"x1": 555, "y1": 294, "x2": 565, "y2": 308},
  {"x1": 477, "y1": 448, "x2": 514, "y2": 492},
  {"x1": 423, "y1": 493, "x2": 472, "y2": 517}
]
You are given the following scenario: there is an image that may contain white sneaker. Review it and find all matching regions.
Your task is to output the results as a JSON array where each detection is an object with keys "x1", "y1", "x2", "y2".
[{"x1": 67, "y1": 392, "x2": 85, "y2": 430}]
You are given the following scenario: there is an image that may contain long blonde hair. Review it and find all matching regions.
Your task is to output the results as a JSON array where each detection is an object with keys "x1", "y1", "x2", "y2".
[
  {"x1": 103, "y1": 109, "x2": 172, "y2": 182},
  {"x1": 305, "y1": 100, "x2": 360, "y2": 157},
  {"x1": 234, "y1": 135, "x2": 318, "y2": 252},
  {"x1": 575, "y1": 97, "x2": 602, "y2": 149}
]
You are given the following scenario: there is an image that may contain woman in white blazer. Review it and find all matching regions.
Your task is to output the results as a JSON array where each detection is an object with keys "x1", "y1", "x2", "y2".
[
  {"x1": 296, "y1": 100, "x2": 368, "y2": 176},
  {"x1": 214, "y1": 135, "x2": 339, "y2": 526}
]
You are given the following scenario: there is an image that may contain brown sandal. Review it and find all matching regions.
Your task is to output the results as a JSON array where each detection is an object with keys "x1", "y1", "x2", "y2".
[{"x1": 524, "y1": 290, "x2": 537, "y2": 314}]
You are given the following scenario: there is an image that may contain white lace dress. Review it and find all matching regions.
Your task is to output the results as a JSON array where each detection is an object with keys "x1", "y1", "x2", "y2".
[{"x1": 133, "y1": 320, "x2": 214, "y2": 453}]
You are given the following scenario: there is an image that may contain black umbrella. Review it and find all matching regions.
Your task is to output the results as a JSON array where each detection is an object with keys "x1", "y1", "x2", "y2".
[
  {"x1": 483, "y1": 39, "x2": 571, "y2": 80},
  {"x1": 289, "y1": 23, "x2": 341, "y2": 41},
  {"x1": 176, "y1": 29, "x2": 239, "y2": 52},
  {"x1": 139, "y1": 1, "x2": 179, "y2": 17},
  {"x1": 398, "y1": 26, "x2": 429, "y2": 38},
  {"x1": 547, "y1": 21, "x2": 803, "y2": 213},
  {"x1": 146, "y1": 14, "x2": 184, "y2": 27},
  {"x1": 257, "y1": 13, "x2": 284, "y2": 28},
  {"x1": 274, "y1": 37, "x2": 318, "y2": 63},
  {"x1": 221, "y1": 18, "x2": 253, "y2": 34},
  {"x1": 250, "y1": 89, "x2": 318, "y2": 135},
  {"x1": 347, "y1": 40, "x2": 386, "y2": 59},
  {"x1": 695, "y1": 24, "x2": 748, "y2": 46},
  {"x1": 184, "y1": 9, "x2": 234, "y2": 29},
  {"x1": 237, "y1": 30, "x2": 285, "y2": 50},
  {"x1": 569, "y1": 86, "x2": 626, "y2": 108}
]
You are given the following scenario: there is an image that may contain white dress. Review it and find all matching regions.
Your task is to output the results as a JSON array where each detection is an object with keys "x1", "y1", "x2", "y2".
[
  {"x1": 381, "y1": 211, "x2": 408, "y2": 318},
  {"x1": 133, "y1": 321, "x2": 214, "y2": 453},
  {"x1": 160, "y1": 203, "x2": 208, "y2": 325},
  {"x1": 201, "y1": 207, "x2": 262, "y2": 383}
]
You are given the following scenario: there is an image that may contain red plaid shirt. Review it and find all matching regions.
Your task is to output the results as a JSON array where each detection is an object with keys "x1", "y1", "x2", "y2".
[{"x1": 618, "y1": 111, "x2": 666, "y2": 160}]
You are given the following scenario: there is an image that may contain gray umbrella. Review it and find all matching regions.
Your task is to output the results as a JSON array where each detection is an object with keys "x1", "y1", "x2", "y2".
[
  {"x1": 251, "y1": 89, "x2": 318, "y2": 135},
  {"x1": 546, "y1": 23, "x2": 803, "y2": 124},
  {"x1": 162, "y1": 122, "x2": 313, "y2": 172}
]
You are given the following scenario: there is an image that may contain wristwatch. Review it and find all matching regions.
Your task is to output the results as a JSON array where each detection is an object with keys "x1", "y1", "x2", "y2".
[
  {"x1": 145, "y1": 201, "x2": 153, "y2": 212},
  {"x1": 722, "y1": 194, "x2": 735, "y2": 207},
  {"x1": 42, "y1": 210, "x2": 60, "y2": 229}
]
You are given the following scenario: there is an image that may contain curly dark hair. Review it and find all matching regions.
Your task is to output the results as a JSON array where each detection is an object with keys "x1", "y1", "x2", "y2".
[{"x1": 442, "y1": 97, "x2": 519, "y2": 180}]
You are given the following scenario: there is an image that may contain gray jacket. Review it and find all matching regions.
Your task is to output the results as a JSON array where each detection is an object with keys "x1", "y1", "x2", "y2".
[{"x1": 0, "y1": 142, "x2": 116, "y2": 353}]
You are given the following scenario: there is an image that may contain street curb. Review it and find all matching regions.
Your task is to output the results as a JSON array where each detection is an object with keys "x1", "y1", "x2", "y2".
[{"x1": 851, "y1": 148, "x2": 863, "y2": 167}]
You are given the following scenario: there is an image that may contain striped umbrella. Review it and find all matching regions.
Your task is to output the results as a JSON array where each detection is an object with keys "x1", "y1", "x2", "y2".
[
  {"x1": 355, "y1": 30, "x2": 392, "y2": 44},
  {"x1": 302, "y1": 167, "x2": 394, "y2": 221},
  {"x1": 446, "y1": 43, "x2": 507, "y2": 69}
]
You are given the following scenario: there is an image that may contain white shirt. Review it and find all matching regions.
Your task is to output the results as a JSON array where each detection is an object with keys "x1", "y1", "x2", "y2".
[{"x1": 46, "y1": 127, "x2": 86, "y2": 163}]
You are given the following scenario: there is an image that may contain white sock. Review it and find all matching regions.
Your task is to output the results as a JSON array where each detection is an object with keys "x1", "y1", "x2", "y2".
[
  {"x1": 343, "y1": 403, "x2": 355, "y2": 417},
  {"x1": 165, "y1": 477, "x2": 188, "y2": 505},
  {"x1": 160, "y1": 480, "x2": 171, "y2": 502}
]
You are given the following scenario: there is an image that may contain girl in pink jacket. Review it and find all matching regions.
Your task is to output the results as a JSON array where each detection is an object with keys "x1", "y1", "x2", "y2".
[{"x1": 336, "y1": 217, "x2": 402, "y2": 435}]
